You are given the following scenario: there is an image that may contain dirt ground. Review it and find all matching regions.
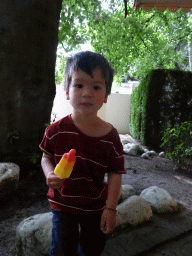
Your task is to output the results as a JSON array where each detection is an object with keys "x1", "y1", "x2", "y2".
[
  {"x1": 0, "y1": 136, "x2": 192, "y2": 256},
  {"x1": 123, "y1": 154, "x2": 192, "y2": 210},
  {"x1": 120, "y1": 134, "x2": 192, "y2": 210}
]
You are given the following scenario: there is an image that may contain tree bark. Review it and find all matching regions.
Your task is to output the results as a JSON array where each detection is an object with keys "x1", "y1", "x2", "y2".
[{"x1": 0, "y1": 0, "x2": 63, "y2": 174}]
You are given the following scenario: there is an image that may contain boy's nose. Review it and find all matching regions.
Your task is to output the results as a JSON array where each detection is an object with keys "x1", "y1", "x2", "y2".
[{"x1": 83, "y1": 87, "x2": 93, "y2": 97}]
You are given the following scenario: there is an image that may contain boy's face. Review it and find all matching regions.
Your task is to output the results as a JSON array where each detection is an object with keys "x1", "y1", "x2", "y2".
[{"x1": 66, "y1": 68, "x2": 108, "y2": 116}]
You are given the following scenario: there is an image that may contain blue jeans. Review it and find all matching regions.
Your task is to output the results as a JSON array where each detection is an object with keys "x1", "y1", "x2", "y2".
[{"x1": 50, "y1": 209, "x2": 106, "y2": 256}]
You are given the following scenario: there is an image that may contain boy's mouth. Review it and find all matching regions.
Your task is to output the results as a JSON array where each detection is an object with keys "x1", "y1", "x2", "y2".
[{"x1": 80, "y1": 102, "x2": 93, "y2": 107}]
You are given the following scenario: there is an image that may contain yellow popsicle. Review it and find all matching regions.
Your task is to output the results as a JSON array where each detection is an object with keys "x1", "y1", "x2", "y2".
[{"x1": 54, "y1": 149, "x2": 76, "y2": 179}]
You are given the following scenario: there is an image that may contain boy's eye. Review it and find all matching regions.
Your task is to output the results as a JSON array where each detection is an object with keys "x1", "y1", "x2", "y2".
[
  {"x1": 75, "y1": 84, "x2": 83, "y2": 88},
  {"x1": 94, "y1": 85, "x2": 101, "y2": 90}
]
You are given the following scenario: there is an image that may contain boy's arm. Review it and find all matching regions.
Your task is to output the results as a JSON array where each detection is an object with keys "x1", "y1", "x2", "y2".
[
  {"x1": 100, "y1": 173, "x2": 122, "y2": 234},
  {"x1": 41, "y1": 153, "x2": 55, "y2": 177},
  {"x1": 106, "y1": 173, "x2": 122, "y2": 209},
  {"x1": 41, "y1": 153, "x2": 63, "y2": 189}
]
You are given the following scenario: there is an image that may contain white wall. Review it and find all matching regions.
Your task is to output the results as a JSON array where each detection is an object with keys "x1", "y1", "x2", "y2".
[
  {"x1": 101, "y1": 93, "x2": 131, "y2": 134},
  {"x1": 51, "y1": 85, "x2": 131, "y2": 134}
]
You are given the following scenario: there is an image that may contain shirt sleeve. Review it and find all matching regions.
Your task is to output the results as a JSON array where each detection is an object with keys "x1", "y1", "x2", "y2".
[
  {"x1": 107, "y1": 129, "x2": 126, "y2": 174},
  {"x1": 39, "y1": 126, "x2": 56, "y2": 156}
]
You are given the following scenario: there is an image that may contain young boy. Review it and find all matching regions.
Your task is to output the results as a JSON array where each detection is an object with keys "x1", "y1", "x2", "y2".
[{"x1": 40, "y1": 51, "x2": 126, "y2": 256}]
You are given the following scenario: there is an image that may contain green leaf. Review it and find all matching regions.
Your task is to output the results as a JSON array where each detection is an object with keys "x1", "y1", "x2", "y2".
[{"x1": 56, "y1": 0, "x2": 192, "y2": 84}]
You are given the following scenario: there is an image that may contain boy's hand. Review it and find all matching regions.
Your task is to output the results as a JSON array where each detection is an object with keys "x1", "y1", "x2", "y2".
[
  {"x1": 46, "y1": 172, "x2": 64, "y2": 189},
  {"x1": 100, "y1": 208, "x2": 117, "y2": 234}
]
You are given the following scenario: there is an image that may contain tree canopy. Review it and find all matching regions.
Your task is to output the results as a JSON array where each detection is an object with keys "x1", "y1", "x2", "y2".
[
  {"x1": 57, "y1": 0, "x2": 192, "y2": 82},
  {"x1": 55, "y1": 0, "x2": 101, "y2": 83}
]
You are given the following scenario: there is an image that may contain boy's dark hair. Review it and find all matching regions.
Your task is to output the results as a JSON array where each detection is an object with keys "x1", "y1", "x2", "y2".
[{"x1": 64, "y1": 51, "x2": 114, "y2": 95}]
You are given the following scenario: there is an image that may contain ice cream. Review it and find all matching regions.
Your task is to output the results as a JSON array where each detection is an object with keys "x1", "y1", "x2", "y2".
[{"x1": 54, "y1": 149, "x2": 76, "y2": 179}]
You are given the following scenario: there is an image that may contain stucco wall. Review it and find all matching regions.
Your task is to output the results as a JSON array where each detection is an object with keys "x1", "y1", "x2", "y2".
[
  {"x1": 103, "y1": 93, "x2": 131, "y2": 134},
  {"x1": 51, "y1": 85, "x2": 131, "y2": 134}
]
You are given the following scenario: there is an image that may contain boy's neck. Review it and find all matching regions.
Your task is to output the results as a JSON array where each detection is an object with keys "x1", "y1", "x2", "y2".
[
  {"x1": 71, "y1": 112, "x2": 100, "y2": 127},
  {"x1": 71, "y1": 112, "x2": 112, "y2": 137}
]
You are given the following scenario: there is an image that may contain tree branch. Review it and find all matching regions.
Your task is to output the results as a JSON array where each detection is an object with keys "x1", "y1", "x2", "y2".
[{"x1": 124, "y1": 0, "x2": 127, "y2": 18}]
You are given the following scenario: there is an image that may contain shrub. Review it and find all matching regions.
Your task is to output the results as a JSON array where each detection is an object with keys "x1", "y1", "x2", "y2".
[{"x1": 161, "y1": 121, "x2": 192, "y2": 170}]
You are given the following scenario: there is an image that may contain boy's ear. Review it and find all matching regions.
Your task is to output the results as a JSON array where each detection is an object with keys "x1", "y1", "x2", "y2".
[
  {"x1": 66, "y1": 90, "x2": 70, "y2": 100},
  {"x1": 104, "y1": 95, "x2": 108, "y2": 103}
]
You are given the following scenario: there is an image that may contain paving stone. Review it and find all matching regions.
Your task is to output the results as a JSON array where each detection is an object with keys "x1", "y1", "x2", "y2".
[
  {"x1": 102, "y1": 211, "x2": 192, "y2": 256},
  {"x1": 104, "y1": 240, "x2": 121, "y2": 256},
  {"x1": 115, "y1": 236, "x2": 139, "y2": 255},
  {"x1": 115, "y1": 236, "x2": 129, "y2": 250},
  {"x1": 130, "y1": 237, "x2": 149, "y2": 254},
  {"x1": 113, "y1": 243, "x2": 127, "y2": 255},
  {"x1": 178, "y1": 218, "x2": 192, "y2": 232},
  {"x1": 147, "y1": 232, "x2": 162, "y2": 245},
  {"x1": 165, "y1": 222, "x2": 184, "y2": 236},
  {"x1": 155, "y1": 227, "x2": 174, "y2": 241},
  {"x1": 138, "y1": 234, "x2": 155, "y2": 248},
  {"x1": 152, "y1": 228, "x2": 169, "y2": 243},
  {"x1": 116, "y1": 236, "x2": 138, "y2": 255}
]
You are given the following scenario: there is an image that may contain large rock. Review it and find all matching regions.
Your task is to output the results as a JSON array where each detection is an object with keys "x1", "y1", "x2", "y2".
[
  {"x1": 16, "y1": 196, "x2": 153, "y2": 255},
  {"x1": 121, "y1": 138, "x2": 166, "y2": 159},
  {"x1": 159, "y1": 151, "x2": 165, "y2": 158},
  {"x1": 140, "y1": 186, "x2": 178, "y2": 214},
  {"x1": 116, "y1": 195, "x2": 153, "y2": 227},
  {"x1": 16, "y1": 212, "x2": 53, "y2": 256},
  {"x1": 0, "y1": 163, "x2": 20, "y2": 199},
  {"x1": 119, "y1": 184, "x2": 136, "y2": 202},
  {"x1": 146, "y1": 150, "x2": 157, "y2": 157},
  {"x1": 123, "y1": 143, "x2": 145, "y2": 156},
  {"x1": 141, "y1": 153, "x2": 150, "y2": 159},
  {"x1": 16, "y1": 186, "x2": 178, "y2": 255}
]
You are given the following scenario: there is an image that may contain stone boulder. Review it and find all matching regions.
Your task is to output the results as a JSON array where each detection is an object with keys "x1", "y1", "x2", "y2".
[
  {"x1": 121, "y1": 134, "x2": 166, "y2": 159},
  {"x1": 16, "y1": 186, "x2": 179, "y2": 255},
  {"x1": 121, "y1": 139, "x2": 129, "y2": 145},
  {"x1": 141, "y1": 153, "x2": 150, "y2": 159},
  {"x1": 16, "y1": 212, "x2": 53, "y2": 256},
  {"x1": 0, "y1": 163, "x2": 20, "y2": 199},
  {"x1": 116, "y1": 195, "x2": 153, "y2": 227},
  {"x1": 123, "y1": 143, "x2": 146, "y2": 156},
  {"x1": 159, "y1": 152, "x2": 165, "y2": 158},
  {"x1": 146, "y1": 150, "x2": 157, "y2": 157},
  {"x1": 140, "y1": 186, "x2": 178, "y2": 214},
  {"x1": 16, "y1": 195, "x2": 153, "y2": 256},
  {"x1": 119, "y1": 184, "x2": 136, "y2": 202}
]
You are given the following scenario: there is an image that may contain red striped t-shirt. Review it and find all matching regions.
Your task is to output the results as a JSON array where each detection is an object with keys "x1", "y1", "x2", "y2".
[{"x1": 39, "y1": 115, "x2": 126, "y2": 215}]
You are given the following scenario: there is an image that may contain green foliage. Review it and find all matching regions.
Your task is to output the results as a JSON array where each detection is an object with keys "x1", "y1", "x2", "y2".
[
  {"x1": 131, "y1": 69, "x2": 192, "y2": 150},
  {"x1": 161, "y1": 121, "x2": 192, "y2": 169},
  {"x1": 7, "y1": 130, "x2": 20, "y2": 145},
  {"x1": 57, "y1": 1, "x2": 192, "y2": 85},
  {"x1": 6, "y1": 129, "x2": 41, "y2": 167},
  {"x1": 55, "y1": 51, "x2": 67, "y2": 84},
  {"x1": 59, "y1": 0, "x2": 89, "y2": 52},
  {"x1": 58, "y1": 0, "x2": 102, "y2": 52},
  {"x1": 159, "y1": 69, "x2": 192, "y2": 129},
  {"x1": 130, "y1": 86, "x2": 141, "y2": 140},
  {"x1": 130, "y1": 70, "x2": 159, "y2": 144},
  {"x1": 55, "y1": 0, "x2": 103, "y2": 84},
  {"x1": 87, "y1": 2, "x2": 192, "y2": 79},
  {"x1": 28, "y1": 153, "x2": 41, "y2": 165}
]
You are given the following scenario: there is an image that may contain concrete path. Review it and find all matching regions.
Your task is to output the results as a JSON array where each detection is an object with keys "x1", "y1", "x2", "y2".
[{"x1": 101, "y1": 210, "x2": 192, "y2": 256}]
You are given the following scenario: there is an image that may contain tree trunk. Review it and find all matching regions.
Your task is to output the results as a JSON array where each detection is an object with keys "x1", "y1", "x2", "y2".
[{"x1": 0, "y1": 0, "x2": 63, "y2": 175}]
